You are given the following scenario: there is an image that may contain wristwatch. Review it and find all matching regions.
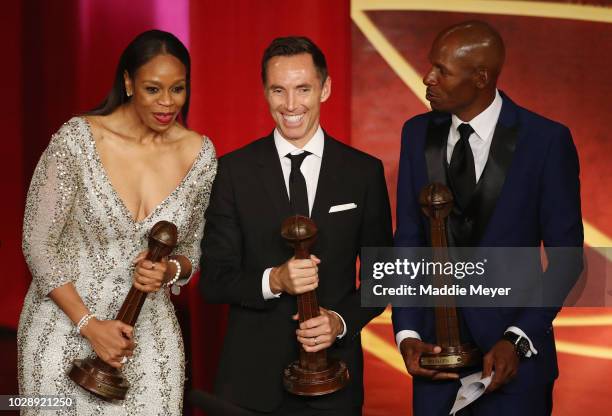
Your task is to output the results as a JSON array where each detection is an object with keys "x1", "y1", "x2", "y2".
[{"x1": 502, "y1": 331, "x2": 531, "y2": 359}]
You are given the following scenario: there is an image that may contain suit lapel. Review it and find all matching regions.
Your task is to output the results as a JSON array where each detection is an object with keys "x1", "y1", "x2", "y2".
[
  {"x1": 311, "y1": 133, "x2": 341, "y2": 223},
  {"x1": 424, "y1": 95, "x2": 520, "y2": 246},
  {"x1": 255, "y1": 134, "x2": 292, "y2": 220},
  {"x1": 424, "y1": 112, "x2": 451, "y2": 186},
  {"x1": 466, "y1": 93, "x2": 519, "y2": 244}
]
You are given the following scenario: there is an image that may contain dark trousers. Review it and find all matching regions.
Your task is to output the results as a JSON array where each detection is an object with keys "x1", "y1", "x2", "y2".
[
  {"x1": 458, "y1": 382, "x2": 553, "y2": 416},
  {"x1": 413, "y1": 379, "x2": 554, "y2": 416}
]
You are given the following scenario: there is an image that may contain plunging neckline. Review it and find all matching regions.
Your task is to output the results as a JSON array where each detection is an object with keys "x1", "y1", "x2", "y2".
[{"x1": 80, "y1": 116, "x2": 206, "y2": 225}]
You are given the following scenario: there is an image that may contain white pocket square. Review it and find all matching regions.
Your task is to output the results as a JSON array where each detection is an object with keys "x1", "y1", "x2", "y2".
[{"x1": 329, "y1": 203, "x2": 357, "y2": 213}]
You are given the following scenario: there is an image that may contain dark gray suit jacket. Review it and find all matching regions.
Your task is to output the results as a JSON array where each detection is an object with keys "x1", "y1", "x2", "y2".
[{"x1": 200, "y1": 132, "x2": 392, "y2": 412}]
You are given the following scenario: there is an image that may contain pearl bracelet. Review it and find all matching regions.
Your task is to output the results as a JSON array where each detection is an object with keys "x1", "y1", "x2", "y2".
[
  {"x1": 76, "y1": 313, "x2": 96, "y2": 335},
  {"x1": 166, "y1": 259, "x2": 181, "y2": 287}
]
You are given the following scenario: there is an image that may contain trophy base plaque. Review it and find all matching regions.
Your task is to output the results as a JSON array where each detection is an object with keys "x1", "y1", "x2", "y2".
[
  {"x1": 420, "y1": 344, "x2": 481, "y2": 371},
  {"x1": 283, "y1": 358, "x2": 349, "y2": 396},
  {"x1": 68, "y1": 358, "x2": 129, "y2": 401}
]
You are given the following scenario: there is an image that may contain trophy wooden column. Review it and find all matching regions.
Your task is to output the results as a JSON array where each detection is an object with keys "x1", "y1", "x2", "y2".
[
  {"x1": 68, "y1": 220, "x2": 178, "y2": 400},
  {"x1": 418, "y1": 184, "x2": 481, "y2": 370},
  {"x1": 281, "y1": 215, "x2": 349, "y2": 395}
]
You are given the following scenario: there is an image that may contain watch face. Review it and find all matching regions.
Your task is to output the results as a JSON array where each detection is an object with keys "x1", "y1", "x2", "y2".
[{"x1": 517, "y1": 338, "x2": 530, "y2": 357}]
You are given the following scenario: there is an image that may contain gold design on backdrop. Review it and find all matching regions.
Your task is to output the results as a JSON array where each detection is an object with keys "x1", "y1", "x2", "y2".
[
  {"x1": 364, "y1": 307, "x2": 612, "y2": 369},
  {"x1": 351, "y1": 0, "x2": 612, "y2": 257}
]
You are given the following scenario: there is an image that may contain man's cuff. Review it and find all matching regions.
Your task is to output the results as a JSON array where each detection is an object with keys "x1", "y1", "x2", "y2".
[
  {"x1": 262, "y1": 268, "x2": 281, "y2": 300},
  {"x1": 329, "y1": 310, "x2": 347, "y2": 339},
  {"x1": 506, "y1": 326, "x2": 538, "y2": 357},
  {"x1": 395, "y1": 330, "x2": 422, "y2": 350}
]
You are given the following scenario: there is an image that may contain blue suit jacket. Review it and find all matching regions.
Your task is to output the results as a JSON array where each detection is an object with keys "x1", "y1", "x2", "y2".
[{"x1": 392, "y1": 93, "x2": 583, "y2": 405}]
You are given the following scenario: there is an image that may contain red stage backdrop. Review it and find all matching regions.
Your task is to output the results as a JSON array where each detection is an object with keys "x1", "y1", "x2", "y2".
[{"x1": 1, "y1": 0, "x2": 351, "y2": 413}]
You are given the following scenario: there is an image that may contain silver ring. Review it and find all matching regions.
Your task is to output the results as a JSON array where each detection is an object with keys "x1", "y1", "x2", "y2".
[
  {"x1": 120, "y1": 356, "x2": 128, "y2": 364},
  {"x1": 313, "y1": 337, "x2": 318, "y2": 345}
]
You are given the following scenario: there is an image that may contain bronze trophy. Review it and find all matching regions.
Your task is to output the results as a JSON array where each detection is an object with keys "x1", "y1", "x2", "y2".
[
  {"x1": 68, "y1": 220, "x2": 178, "y2": 400},
  {"x1": 281, "y1": 215, "x2": 349, "y2": 395},
  {"x1": 418, "y1": 184, "x2": 481, "y2": 370}
]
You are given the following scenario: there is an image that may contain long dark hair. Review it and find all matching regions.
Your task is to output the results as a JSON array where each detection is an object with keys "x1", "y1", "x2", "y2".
[{"x1": 87, "y1": 30, "x2": 191, "y2": 124}]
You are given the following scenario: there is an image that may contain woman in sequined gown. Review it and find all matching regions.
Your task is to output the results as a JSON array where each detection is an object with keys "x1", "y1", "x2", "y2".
[{"x1": 17, "y1": 30, "x2": 216, "y2": 415}]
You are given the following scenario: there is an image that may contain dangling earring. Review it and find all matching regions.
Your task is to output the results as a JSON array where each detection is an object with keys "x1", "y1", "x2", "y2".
[{"x1": 126, "y1": 90, "x2": 133, "y2": 98}]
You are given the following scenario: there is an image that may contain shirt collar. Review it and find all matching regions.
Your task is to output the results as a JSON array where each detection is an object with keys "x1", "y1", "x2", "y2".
[
  {"x1": 451, "y1": 89, "x2": 502, "y2": 143},
  {"x1": 274, "y1": 126, "x2": 324, "y2": 159}
]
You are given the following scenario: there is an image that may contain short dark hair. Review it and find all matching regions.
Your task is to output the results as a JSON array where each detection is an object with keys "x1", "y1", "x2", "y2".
[
  {"x1": 261, "y1": 36, "x2": 328, "y2": 85},
  {"x1": 87, "y1": 30, "x2": 191, "y2": 125}
]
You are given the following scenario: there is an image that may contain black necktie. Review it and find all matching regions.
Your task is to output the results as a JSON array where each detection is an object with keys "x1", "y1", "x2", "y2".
[
  {"x1": 449, "y1": 123, "x2": 476, "y2": 210},
  {"x1": 286, "y1": 151, "x2": 311, "y2": 217}
]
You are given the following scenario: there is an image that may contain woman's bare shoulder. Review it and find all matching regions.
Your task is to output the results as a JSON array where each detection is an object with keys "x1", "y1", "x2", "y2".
[
  {"x1": 174, "y1": 124, "x2": 212, "y2": 150},
  {"x1": 81, "y1": 114, "x2": 113, "y2": 141}
]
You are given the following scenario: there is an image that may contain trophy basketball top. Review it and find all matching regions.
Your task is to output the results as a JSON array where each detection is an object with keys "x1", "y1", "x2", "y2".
[
  {"x1": 418, "y1": 183, "x2": 453, "y2": 220},
  {"x1": 148, "y1": 221, "x2": 178, "y2": 250},
  {"x1": 281, "y1": 215, "x2": 318, "y2": 245}
]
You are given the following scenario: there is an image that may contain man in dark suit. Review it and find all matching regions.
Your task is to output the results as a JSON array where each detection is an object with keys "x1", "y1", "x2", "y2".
[
  {"x1": 392, "y1": 21, "x2": 583, "y2": 415},
  {"x1": 200, "y1": 36, "x2": 392, "y2": 415}
]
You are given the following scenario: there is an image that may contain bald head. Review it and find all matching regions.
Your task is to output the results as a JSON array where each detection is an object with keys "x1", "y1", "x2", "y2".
[
  {"x1": 423, "y1": 20, "x2": 506, "y2": 120},
  {"x1": 436, "y1": 20, "x2": 505, "y2": 82}
]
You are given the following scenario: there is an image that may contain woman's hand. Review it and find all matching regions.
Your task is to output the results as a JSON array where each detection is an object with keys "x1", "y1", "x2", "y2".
[
  {"x1": 80, "y1": 318, "x2": 135, "y2": 369},
  {"x1": 132, "y1": 250, "x2": 169, "y2": 293}
]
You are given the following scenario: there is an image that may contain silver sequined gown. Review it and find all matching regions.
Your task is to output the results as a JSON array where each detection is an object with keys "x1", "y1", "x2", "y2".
[{"x1": 17, "y1": 117, "x2": 216, "y2": 415}]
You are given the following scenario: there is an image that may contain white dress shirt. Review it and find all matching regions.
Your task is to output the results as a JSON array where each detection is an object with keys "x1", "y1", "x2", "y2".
[
  {"x1": 261, "y1": 126, "x2": 346, "y2": 338},
  {"x1": 274, "y1": 126, "x2": 325, "y2": 215},
  {"x1": 396, "y1": 90, "x2": 537, "y2": 357},
  {"x1": 447, "y1": 89, "x2": 502, "y2": 180}
]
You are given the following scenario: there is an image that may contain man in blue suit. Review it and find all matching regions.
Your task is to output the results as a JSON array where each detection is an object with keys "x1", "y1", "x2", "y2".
[{"x1": 392, "y1": 21, "x2": 583, "y2": 415}]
